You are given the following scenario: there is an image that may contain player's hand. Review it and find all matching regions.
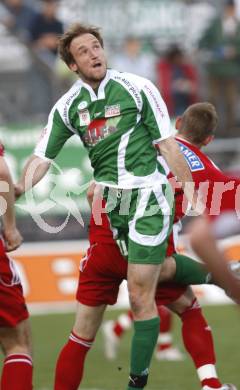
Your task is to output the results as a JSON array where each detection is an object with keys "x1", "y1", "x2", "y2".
[
  {"x1": 3, "y1": 226, "x2": 23, "y2": 252},
  {"x1": 14, "y1": 183, "x2": 24, "y2": 200},
  {"x1": 190, "y1": 192, "x2": 206, "y2": 216},
  {"x1": 183, "y1": 186, "x2": 206, "y2": 216}
]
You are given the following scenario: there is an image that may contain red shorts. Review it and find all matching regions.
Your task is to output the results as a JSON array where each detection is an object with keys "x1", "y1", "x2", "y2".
[
  {"x1": 0, "y1": 239, "x2": 29, "y2": 327},
  {"x1": 76, "y1": 242, "x2": 187, "y2": 307},
  {"x1": 155, "y1": 283, "x2": 187, "y2": 306},
  {"x1": 77, "y1": 243, "x2": 127, "y2": 306}
]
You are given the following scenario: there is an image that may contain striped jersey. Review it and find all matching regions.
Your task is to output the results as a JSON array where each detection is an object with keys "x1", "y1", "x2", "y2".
[{"x1": 35, "y1": 69, "x2": 172, "y2": 188}]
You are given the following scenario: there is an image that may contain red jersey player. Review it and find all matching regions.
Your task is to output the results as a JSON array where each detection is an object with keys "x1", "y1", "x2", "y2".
[
  {"x1": 0, "y1": 143, "x2": 33, "y2": 390},
  {"x1": 175, "y1": 104, "x2": 240, "y2": 301},
  {"x1": 54, "y1": 102, "x2": 238, "y2": 390},
  {"x1": 102, "y1": 103, "x2": 240, "y2": 350}
]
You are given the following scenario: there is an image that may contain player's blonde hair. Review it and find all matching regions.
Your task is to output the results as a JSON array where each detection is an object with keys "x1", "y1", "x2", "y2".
[
  {"x1": 58, "y1": 23, "x2": 104, "y2": 66},
  {"x1": 179, "y1": 102, "x2": 218, "y2": 144}
]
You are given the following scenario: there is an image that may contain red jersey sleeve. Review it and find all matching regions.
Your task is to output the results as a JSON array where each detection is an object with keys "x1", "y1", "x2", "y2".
[
  {"x1": 0, "y1": 143, "x2": 4, "y2": 157},
  {"x1": 173, "y1": 138, "x2": 240, "y2": 217}
]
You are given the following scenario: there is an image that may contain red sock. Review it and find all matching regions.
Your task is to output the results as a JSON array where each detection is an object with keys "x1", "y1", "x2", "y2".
[
  {"x1": 180, "y1": 299, "x2": 222, "y2": 389},
  {"x1": 113, "y1": 310, "x2": 133, "y2": 337},
  {"x1": 157, "y1": 306, "x2": 173, "y2": 351},
  {"x1": 54, "y1": 331, "x2": 94, "y2": 390},
  {"x1": 1, "y1": 354, "x2": 33, "y2": 390}
]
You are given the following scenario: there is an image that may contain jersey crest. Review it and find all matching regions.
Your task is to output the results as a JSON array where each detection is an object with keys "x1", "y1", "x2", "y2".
[
  {"x1": 105, "y1": 104, "x2": 120, "y2": 117},
  {"x1": 79, "y1": 109, "x2": 90, "y2": 126},
  {"x1": 177, "y1": 141, "x2": 204, "y2": 172}
]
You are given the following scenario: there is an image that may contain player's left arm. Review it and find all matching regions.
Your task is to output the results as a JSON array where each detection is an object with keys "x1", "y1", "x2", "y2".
[
  {"x1": 157, "y1": 137, "x2": 204, "y2": 213},
  {"x1": 141, "y1": 79, "x2": 203, "y2": 213}
]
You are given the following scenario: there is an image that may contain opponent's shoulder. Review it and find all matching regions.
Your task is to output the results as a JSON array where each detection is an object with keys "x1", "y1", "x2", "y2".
[{"x1": 175, "y1": 137, "x2": 206, "y2": 173}]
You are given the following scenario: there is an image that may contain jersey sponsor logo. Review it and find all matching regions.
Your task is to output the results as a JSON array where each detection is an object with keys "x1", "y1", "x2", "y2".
[
  {"x1": 79, "y1": 109, "x2": 90, "y2": 126},
  {"x1": 105, "y1": 104, "x2": 120, "y2": 118},
  {"x1": 82, "y1": 117, "x2": 121, "y2": 147},
  {"x1": 177, "y1": 141, "x2": 204, "y2": 172}
]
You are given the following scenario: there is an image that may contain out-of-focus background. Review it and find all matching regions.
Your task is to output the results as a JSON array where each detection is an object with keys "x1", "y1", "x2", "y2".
[{"x1": 0, "y1": 1, "x2": 240, "y2": 389}]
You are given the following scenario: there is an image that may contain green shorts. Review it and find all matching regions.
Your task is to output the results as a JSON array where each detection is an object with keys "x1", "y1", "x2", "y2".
[{"x1": 104, "y1": 184, "x2": 174, "y2": 264}]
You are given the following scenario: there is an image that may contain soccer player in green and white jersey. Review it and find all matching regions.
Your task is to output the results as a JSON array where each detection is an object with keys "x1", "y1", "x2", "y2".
[{"x1": 15, "y1": 24, "x2": 202, "y2": 390}]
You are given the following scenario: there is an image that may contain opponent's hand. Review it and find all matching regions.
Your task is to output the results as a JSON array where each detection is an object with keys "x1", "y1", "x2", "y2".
[
  {"x1": 3, "y1": 226, "x2": 23, "y2": 252},
  {"x1": 190, "y1": 191, "x2": 206, "y2": 216}
]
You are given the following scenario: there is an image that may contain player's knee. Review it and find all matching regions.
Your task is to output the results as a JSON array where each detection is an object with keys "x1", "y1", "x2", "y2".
[
  {"x1": 128, "y1": 287, "x2": 155, "y2": 317},
  {"x1": 0, "y1": 336, "x2": 31, "y2": 357},
  {"x1": 0, "y1": 321, "x2": 32, "y2": 357},
  {"x1": 128, "y1": 290, "x2": 141, "y2": 313}
]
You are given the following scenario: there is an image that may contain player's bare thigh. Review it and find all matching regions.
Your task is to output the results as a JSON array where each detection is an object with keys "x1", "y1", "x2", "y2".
[
  {"x1": 0, "y1": 318, "x2": 32, "y2": 356},
  {"x1": 73, "y1": 302, "x2": 107, "y2": 340},
  {"x1": 158, "y1": 256, "x2": 176, "y2": 282}
]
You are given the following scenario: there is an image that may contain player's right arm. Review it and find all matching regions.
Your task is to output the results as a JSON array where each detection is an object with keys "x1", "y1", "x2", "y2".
[
  {"x1": 15, "y1": 101, "x2": 74, "y2": 198},
  {"x1": 0, "y1": 154, "x2": 22, "y2": 251},
  {"x1": 15, "y1": 155, "x2": 51, "y2": 198}
]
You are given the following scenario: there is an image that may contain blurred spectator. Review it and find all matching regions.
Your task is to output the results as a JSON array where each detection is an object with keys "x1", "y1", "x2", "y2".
[
  {"x1": 25, "y1": 0, "x2": 64, "y2": 117},
  {"x1": 0, "y1": 0, "x2": 36, "y2": 40},
  {"x1": 156, "y1": 45, "x2": 198, "y2": 117},
  {"x1": 111, "y1": 36, "x2": 156, "y2": 82},
  {"x1": 28, "y1": 0, "x2": 63, "y2": 68},
  {"x1": 199, "y1": 0, "x2": 240, "y2": 136}
]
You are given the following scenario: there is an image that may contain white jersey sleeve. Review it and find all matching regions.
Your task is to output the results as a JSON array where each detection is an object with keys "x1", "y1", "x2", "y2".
[{"x1": 140, "y1": 78, "x2": 173, "y2": 142}]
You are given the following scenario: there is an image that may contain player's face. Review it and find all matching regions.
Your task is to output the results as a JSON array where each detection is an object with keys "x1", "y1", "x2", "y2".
[{"x1": 69, "y1": 33, "x2": 107, "y2": 89}]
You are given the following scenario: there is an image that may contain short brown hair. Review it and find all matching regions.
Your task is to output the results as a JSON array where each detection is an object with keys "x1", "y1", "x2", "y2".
[
  {"x1": 58, "y1": 23, "x2": 104, "y2": 66},
  {"x1": 178, "y1": 102, "x2": 218, "y2": 144}
]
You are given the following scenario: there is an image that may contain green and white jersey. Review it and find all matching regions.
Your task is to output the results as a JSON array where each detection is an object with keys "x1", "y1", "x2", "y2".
[{"x1": 35, "y1": 69, "x2": 173, "y2": 188}]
